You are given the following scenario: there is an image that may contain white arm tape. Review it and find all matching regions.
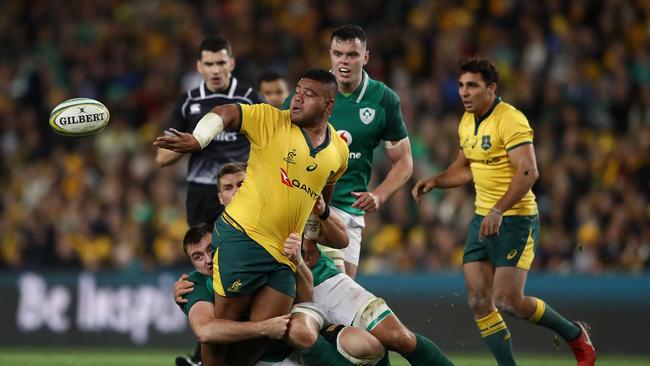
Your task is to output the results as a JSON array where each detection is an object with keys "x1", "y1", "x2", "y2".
[
  {"x1": 384, "y1": 136, "x2": 409, "y2": 149},
  {"x1": 192, "y1": 112, "x2": 224, "y2": 149}
]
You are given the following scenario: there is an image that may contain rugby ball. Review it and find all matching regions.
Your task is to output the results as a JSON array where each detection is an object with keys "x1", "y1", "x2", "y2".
[{"x1": 49, "y1": 98, "x2": 110, "y2": 136}]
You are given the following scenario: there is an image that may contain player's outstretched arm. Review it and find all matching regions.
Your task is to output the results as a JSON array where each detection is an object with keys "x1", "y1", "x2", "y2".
[
  {"x1": 153, "y1": 104, "x2": 240, "y2": 153},
  {"x1": 412, "y1": 148, "x2": 472, "y2": 204},
  {"x1": 189, "y1": 302, "x2": 290, "y2": 344},
  {"x1": 354, "y1": 137, "x2": 413, "y2": 213}
]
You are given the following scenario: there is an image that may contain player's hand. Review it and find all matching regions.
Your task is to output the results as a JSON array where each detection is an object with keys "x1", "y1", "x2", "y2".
[
  {"x1": 311, "y1": 195, "x2": 326, "y2": 216},
  {"x1": 174, "y1": 273, "x2": 194, "y2": 304},
  {"x1": 351, "y1": 191, "x2": 381, "y2": 213},
  {"x1": 153, "y1": 128, "x2": 202, "y2": 153},
  {"x1": 258, "y1": 314, "x2": 290, "y2": 340},
  {"x1": 302, "y1": 238, "x2": 320, "y2": 268},
  {"x1": 284, "y1": 233, "x2": 303, "y2": 265},
  {"x1": 412, "y1": 177, "x2": 436, "y2": 204},
  {"x1": 479, "y1": 209, "x2": 503, "y2": 241}
]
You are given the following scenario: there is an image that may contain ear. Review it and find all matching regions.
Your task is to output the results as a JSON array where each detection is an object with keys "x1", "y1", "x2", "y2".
[
  {"x1": 196, "y1": 59, "x2": 202, "y2": 73},
  {"x1": 229, "y1": 57, "x2": 236, "y2": 71},
  {"x1": 488, "y1": 82, "x2": 497, "y2": 94},
  {"x1": 218, "y1": 193, "x2": 224, "y2": 205},
  {"x1": 363, "y1": 49, "x2": 369, "y2": 66}
]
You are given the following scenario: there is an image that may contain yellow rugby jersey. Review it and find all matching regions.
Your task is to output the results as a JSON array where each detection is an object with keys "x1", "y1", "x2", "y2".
[
  {"x1": 459, "y1": 98, "x2": 538, "y2": 216},
  {"x1": 224, "y1": 103, "x2": 349, "y2": 272}
]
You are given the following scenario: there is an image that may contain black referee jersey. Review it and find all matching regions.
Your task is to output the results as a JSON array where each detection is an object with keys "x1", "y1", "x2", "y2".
[{"x1": 164, "y1": 77, "x2": 261, "y2": 226}]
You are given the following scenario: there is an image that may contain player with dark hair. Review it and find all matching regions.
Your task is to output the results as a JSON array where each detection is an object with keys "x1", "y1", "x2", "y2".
[
  {"x1": 413, "y1": 56, "x2": 596, "y2": 366},
  {"x1": 258, "y1": 71, "x2": 290, "y2": 108},
  {"x1": 155, "y1": 68, "x2": 350, "y2": 365},
  {"x1": 155, "y1": 35, "x2": 261, "y2": 228},
  {"x1": 283, "y1": 24, "x2": 413, "y2": 279}
]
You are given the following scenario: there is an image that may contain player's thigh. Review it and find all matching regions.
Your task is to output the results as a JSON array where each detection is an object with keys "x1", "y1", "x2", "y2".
[
  {"x1": 463, "y1": 261, "x2": 495, "y2": 300},
  {"x1": 493, "y1": 266, "x2": 528, "y2": 301},
  {"x1": 488, "y1": 215, "x2": 540, "y2": 270},
  {"x1": 249, "y1": 285, "x2": 294, "y2": 321},
  {"x1": 213, "y1": 292, "x2": 253, "y2": 320},
  {"x1": 314, "y1": 274, "x2": 374, "y2": 326}
]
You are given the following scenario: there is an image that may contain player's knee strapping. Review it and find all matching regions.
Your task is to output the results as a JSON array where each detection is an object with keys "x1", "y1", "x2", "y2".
[{"x1": 352, "y1": 297, "x2": 393, "y2": 332}]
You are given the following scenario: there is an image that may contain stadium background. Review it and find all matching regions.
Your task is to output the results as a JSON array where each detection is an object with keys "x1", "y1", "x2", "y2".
[{"x1": 0, "y1": 0, "x2": 649, "y2": 364}]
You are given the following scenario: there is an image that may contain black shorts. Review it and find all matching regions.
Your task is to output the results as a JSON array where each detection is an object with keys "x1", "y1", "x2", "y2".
[{"x1": 186, "y1": 182, "x2": 224, "y2": 227}]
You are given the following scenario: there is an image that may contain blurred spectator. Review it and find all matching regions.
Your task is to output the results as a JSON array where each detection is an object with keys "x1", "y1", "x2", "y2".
[{"x1": 0, "y1": 0, "x2": 648, "y2": 274}]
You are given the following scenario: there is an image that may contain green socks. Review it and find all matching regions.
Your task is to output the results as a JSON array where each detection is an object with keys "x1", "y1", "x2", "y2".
[
  {"x1": 403, "y1": 333, "x2": 454, "y2": 366},
  {"x1": 300, "y1": 334, "x2": 355, "y2": 366},
  {"x1": 528, "y1": 297, "x2": 581, "y2": 341},
  {"x1": 476, "y1": 310, "x2": 516, "y2": 366}
]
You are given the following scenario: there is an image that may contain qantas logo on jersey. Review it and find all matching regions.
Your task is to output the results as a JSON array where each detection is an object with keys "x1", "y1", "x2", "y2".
[{"x1": 279, "y1": 168, "x2": 319, "y2": 199}]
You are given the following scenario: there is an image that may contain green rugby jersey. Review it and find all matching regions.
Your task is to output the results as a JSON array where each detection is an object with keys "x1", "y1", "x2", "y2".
[
  {"x1": 312, "y1": 248, "x2": 342, "y2": 286},
  {"x1": 283, "y1": 71, "x2": 408, "y2": 215},
  {"x1": 178, "y1": 270, "x2": 213, "y2": 316}
]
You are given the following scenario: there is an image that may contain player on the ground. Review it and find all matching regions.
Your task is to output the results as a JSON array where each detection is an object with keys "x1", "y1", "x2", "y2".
[
  {"x1": 258, "y1": 71, "x2": 290, "y2": 109},
  {"x1": 177, "y1": 162, "x2": 385, "y2": 366},
  {"x1": 283, "y1": 25, "x2": 413, "y2": 278},
  {"x1": 155, "y1": 35, "x2": 261, "y2": 227},
  {"x1": 155, "y1": 69, "x2": 349, "y2": 366},
  {"x1": 412, "y1": 56, "x2": 596, "y2": 366}
]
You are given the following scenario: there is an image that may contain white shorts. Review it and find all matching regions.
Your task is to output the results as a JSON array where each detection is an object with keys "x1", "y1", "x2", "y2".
[
  {"x1": 294, "y1": 273, "x2": 391, "y2": 331},
  {"x1": 329, "y1": 206, "x2": 365, "y2": 266}
]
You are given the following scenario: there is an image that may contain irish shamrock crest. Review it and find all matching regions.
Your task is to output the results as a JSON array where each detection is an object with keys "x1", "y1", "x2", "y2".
[{"x1": 359, "y1": 107, "x2": 375, "y2": 124}]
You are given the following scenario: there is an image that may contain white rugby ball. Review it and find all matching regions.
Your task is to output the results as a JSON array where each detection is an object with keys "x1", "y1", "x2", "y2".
[{"x1": 49, "y1": 98, "x2": 110, "y2": 136}]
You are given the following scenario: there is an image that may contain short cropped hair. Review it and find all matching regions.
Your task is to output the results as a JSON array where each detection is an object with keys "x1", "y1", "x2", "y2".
[
  {"x1": 459, "y1": 56, "x2": 499, "y2": 85},
  {"x1": 257, "y1": 70, "x2": 285, "y2": 88},
  {"x1": 331, "y1": 24, "x2": 367, "y2": 44},
  {"x1": 217, "y1": 162, "x2": 247, "y2": 191},
  {"x1": 183, "y1": 223, "x2": 211, "y2": 256},
  {"x1": 198, "y1": 35, "x2": 233, "y2": 59},
  {"x1": 299, "y1": 69, "x2": 338, "y2": 98}
]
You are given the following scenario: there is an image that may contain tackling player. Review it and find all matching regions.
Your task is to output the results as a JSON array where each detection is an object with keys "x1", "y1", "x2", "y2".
[
  {"x1": 155, "y1": 69, "x2": 349, "y2": 365},
  {"x1": 412, "y1": 57, "x2": 596, "y2": 366},
  {"x1": 177, "y1": 162, "x2": 385, "y2": 366}
]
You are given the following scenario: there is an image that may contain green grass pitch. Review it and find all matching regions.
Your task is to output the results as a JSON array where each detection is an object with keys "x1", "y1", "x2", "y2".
[{"x1": 0, "y1": 348, "x2": 649, "y2": 366}]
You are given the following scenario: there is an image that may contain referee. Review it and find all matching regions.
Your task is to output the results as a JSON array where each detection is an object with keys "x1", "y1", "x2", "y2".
[{"x1": 156, "y1": 35, "x2": 261, "y2": 227}]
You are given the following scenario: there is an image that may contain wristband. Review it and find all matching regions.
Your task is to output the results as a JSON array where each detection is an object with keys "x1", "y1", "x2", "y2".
[
  {"x1": 490, "y1": 207, "x2": 503, "y2": 215},
  {"x1": 192, "y1": 112, "x2": 224, "y2": 149},
  {"x1": 319, "y1": 205, "x2": 331, "y2": 220}
]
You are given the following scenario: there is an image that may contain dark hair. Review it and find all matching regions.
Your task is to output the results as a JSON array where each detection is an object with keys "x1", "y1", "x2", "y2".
[
  {"x1": 217, "y1": 162, "x2": 247, "y2": 190},
  {"x1": 331, "y1": 24, "x2": 367, "y2": 44},
  {"x1": 198, "y1": 35, "x2": 232, "y2": 59},
  {"x1": 257, "y1": 70, "x2": 285, "y2": 88},
  {"x1": 299, "y1": 69, "x2": 338, "y2": 97},
  {"x1": 459, "y1": 56, "x2": 499, "y2": 85},
  {"x1": 183, "y1": 223, "x2": 211, "y2": 256}
]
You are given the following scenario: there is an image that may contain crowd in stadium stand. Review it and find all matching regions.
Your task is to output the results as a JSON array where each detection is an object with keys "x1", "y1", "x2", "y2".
[{"x1": 1, "y1": 0, "x2": 648, "y2": 273}]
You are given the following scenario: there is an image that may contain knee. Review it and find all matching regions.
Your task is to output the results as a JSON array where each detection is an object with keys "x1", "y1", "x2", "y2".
[
  {"x1": 467, "y1": 292, "x2": 493, "y2": 314},
  {"x1": 286, "y1": 315, "x2": 318, "y2": 350},
  {"x1": 338, "y1": 327, "x2": 386, "y2": 361},
  {"x1": 494, "y1": 293, "x2": 524, "y2": 317}
]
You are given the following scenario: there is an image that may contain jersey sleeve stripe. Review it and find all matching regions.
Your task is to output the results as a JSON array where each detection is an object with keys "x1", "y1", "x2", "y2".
[
  {"x1": 506, "y1": 140, "x2": 533, "y2": 151},
  {"x1": 180, "y1": 90, "x2": 192, "y2": 119}
]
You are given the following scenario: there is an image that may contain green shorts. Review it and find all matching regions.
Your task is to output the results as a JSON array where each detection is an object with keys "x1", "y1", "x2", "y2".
[
  {"x1": 212, "y1": 216, "x2": 296, "y2": 298},
  {"x1": 463, "y1": 214, "x2": 540, "y2": 270}
]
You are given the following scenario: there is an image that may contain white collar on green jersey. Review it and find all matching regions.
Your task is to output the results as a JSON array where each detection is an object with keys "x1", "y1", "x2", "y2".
[{"x1": 355, "y1": 71, "x2": 369, "y2": 103}]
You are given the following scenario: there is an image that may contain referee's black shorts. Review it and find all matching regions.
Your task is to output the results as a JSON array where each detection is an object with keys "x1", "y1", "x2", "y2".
[{"x1": 186, "y1": 182, "x2": 224, "y2": 227}]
